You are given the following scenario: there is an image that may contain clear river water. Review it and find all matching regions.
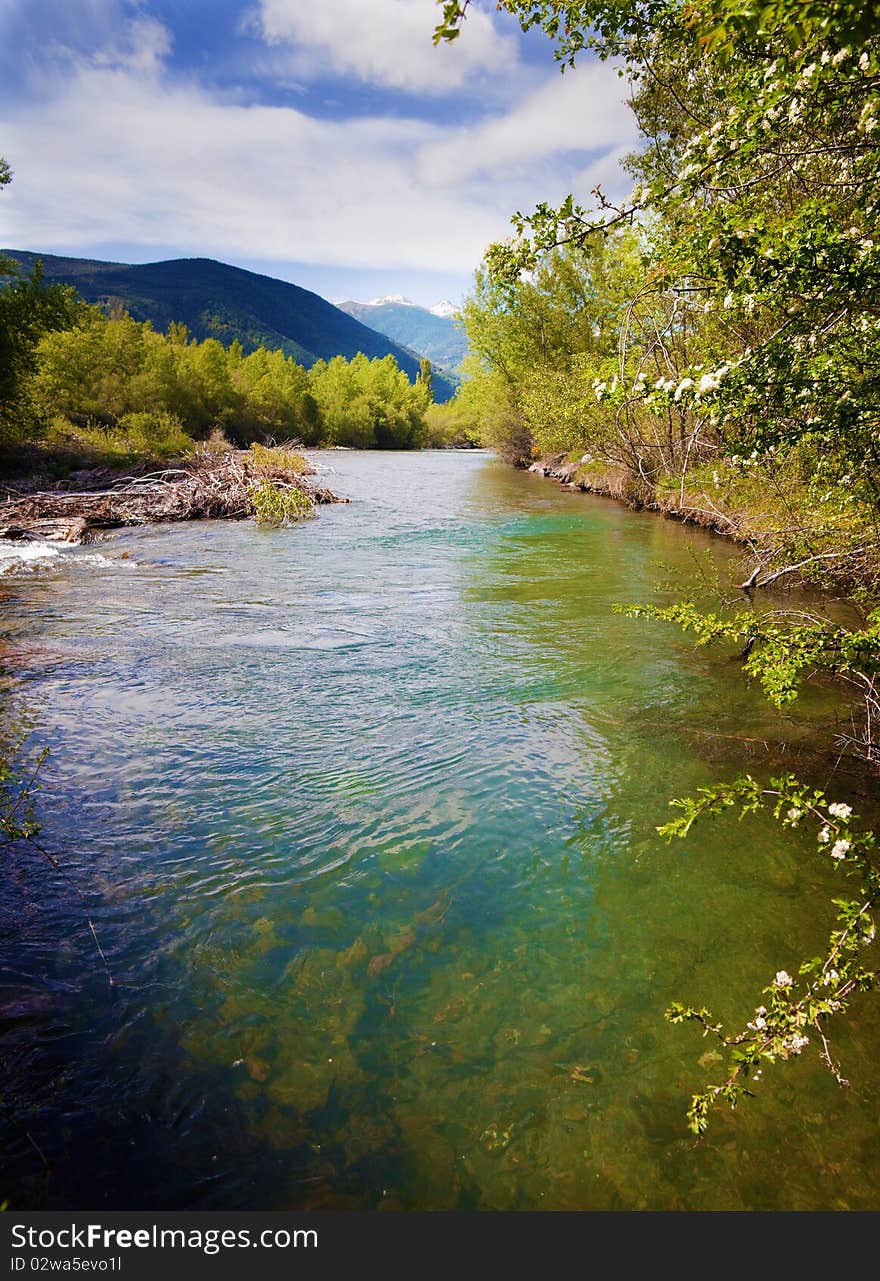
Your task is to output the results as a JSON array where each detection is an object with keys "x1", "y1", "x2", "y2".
[{"x1": 1, "y1": 449, "x2": 879, "y2": 1210}]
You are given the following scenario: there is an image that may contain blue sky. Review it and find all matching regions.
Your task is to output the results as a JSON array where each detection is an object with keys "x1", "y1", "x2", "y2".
[{"x1": 0, "y1": 0, "x2": 638, "y2": 307}]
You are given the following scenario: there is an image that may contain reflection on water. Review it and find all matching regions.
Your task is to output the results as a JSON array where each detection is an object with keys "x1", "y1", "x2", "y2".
[{"x1": 1, "y1": 451, "x2": 878, "y2": 1210}]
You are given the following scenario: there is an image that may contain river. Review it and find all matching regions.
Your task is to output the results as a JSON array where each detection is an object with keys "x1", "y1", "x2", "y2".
[{"x1": 1, "y1": 449, "x2": 878, "y2": 1210}]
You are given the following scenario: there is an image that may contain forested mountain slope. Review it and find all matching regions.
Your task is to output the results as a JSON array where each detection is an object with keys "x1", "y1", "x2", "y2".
[{"x1": 3, "y1": 251, "x2": 456, "y2": 402}]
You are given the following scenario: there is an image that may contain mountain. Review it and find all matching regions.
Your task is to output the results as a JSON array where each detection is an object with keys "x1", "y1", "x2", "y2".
[
  {"x1": 2, "y1": 250, "x2": 457, "y2": 402},
  {"x1": 336, "y1": 297, "x2": 467, "y2": 376}
]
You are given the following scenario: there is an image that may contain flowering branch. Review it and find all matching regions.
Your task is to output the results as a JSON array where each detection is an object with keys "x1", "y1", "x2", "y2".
[{"x1": 661, "y1": 774, "x2": 878, "y2": 1134}]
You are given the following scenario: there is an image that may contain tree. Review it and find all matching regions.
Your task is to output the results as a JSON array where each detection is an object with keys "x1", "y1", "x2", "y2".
[
  {"x1": 0, "y1": 160, "x2": 83, "y2": 442},
  {"x1": 1, "y1": 265, "x2": 81, "y2": 444},
  {"x1": 417, "y1": 357, "x2": 434, "y2": 403}
]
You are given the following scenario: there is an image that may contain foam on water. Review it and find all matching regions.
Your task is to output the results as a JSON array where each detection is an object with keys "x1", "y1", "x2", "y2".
[
  {"x1": 0, "y1": 540, "x2": 64, "y2": 571},
  {"x1": 0, "y1": 539, "x2": 118, "y2": 573}
]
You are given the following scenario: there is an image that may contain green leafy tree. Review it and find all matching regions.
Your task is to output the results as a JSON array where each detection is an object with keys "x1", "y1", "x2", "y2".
[
  {"x1": 417, "y1": 357, "x2": 435, "y2": 403},
  {"x1": 0, "y1": 157, "x2": 81, "y2": 443},
  {"x1": 308, "y1": 353, "x2": 429, "y2": 449},
  {"x1": 0, "y1": 262, "x2": 81, "y2": 443}
]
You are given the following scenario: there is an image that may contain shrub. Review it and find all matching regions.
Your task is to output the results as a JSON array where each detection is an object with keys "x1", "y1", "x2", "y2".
[
  {"x1": 116, "y1": 411, "x2": 194, "y2": 459},
  {"x1": 249, "y1": 480, "x2": 313, "y2": 525},
  {"x1": 250, "y1": 442, "x2": 310, "y2": 475},
  {"x1": 200, "y1": 426, "x2": 234, "y2": 454}
]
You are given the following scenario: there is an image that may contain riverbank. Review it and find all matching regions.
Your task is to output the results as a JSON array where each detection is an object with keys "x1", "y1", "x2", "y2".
[
  {"x1": 528, "y1": 452, "x2": 751, "y2": 541},
  {"x1": 0, "y1": 446, "x2": 346, "y2": 545},
  {"x1": 525, "y1": 450, "x2": 880, "y2": 598}
]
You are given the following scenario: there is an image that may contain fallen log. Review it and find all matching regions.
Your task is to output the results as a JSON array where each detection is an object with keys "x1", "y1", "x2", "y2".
[
  {"x1": 0, "y1": 450, "x2": 347, "y2": 544},
  {"x1": 0, "y1": 517, "x2": 90, "y2": 544}
]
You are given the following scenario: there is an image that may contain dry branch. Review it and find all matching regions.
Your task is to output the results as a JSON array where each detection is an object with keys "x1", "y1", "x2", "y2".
[{"x1": 0, "y1": 450, "x2": 346, "y2": 543}]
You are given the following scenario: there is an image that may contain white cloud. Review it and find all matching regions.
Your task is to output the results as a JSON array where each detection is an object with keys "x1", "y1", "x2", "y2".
[
  {"x1": 2, "y1": 64, "x2": 497, "y2": 271},
  {"x1": 0, "y1": 23, "x2": 636, "y2": 280},
  {"x1": 418, "y1": 61, "x2": 638, "y2": 185},
  {"x1": 91, "y1": 15, "x2": 173, "y2": 75},
  {"x1": 0, "y1": 0, "x2": 136, "y2": 84},
  {"x1": 250, "y1": 0, "x2": 518, "y2": 93}
]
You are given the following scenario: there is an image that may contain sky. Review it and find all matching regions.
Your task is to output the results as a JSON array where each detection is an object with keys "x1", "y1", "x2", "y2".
[{"x1": 0, "y1": 0, "x2": 639, "y2": 308}]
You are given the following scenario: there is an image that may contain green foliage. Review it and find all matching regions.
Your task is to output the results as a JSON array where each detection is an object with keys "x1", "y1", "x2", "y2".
[
  {"x1": 42, "y1": 411, "x2": 195, "y2": 466},
  {"x1": 422, "y1": 398, "x2": 482, "y2": 448},
  {"x1": 232, "y1": 347, "x2": 314, "y2": 442},
  {"x1": 0, "y1": 742, "x2": 47, "y2": 843},
  {"x1": 439, "y1": 0, "x2": 880, "y2": 583},
  {"x1": 3, "y1": 250, "x2": 459, "y2": 402},
  {"x1": 417, "y1": 357, "x2": 434, "y2": 402},
  {"x1": 618, "y1": 601, "x2": 880, "y2": 708},
  {"x1": 687, "y1": 0, "x2": 880, "y2": 54},
  {"x1": 659, "y1": 774, "x2": 878, "y2": 1134},
  {"x1": 0, "y1": 258, "x2": 81, "y2": 444},
  {"x1": 308, "y1": 352, "x2": 429, "y2": 449},
  {"x1": 28, "y1": 308, "x2": 432, "y2": 458},
  {"x1": 249, "y1": 480, "x2": 314, "y2": 525},
  {"x1": 116, "y1": 411, "x2": 194, "y2": 459},
  {"x1": 249, "y1": 442, "x2": 310, "y2": 475}
]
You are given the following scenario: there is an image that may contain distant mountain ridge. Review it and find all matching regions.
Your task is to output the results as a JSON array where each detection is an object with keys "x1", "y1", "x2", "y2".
[
  {"x1": 337, "y1": 297, "x2": 467, "y2": 376},
  {"x1": 2, "y1": 250, "x2": 456, "y2": 402},
  {"x1": 367, "y1": 294, "x2": 458, "y2": 319}
]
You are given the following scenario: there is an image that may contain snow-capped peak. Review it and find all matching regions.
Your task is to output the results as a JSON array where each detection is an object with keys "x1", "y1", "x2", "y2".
[
  {"x1": 429, "y1": 300, "x2": 458, "y2": 318},
  {"x1": 368, "y1": 294, "x2": 415, "y2": 307}
]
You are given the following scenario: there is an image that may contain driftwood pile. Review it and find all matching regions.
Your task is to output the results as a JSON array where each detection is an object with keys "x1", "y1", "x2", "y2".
[{"x1": 0, "y1": 450, "x2": 345, "y2": 544}]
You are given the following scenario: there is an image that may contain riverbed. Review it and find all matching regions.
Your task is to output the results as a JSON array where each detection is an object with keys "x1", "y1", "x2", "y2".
[{"x1": 1, "y1": 450, "x2": 878, "y2": 1210}]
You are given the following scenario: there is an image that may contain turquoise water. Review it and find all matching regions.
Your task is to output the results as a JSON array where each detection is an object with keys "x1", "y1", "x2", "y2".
[{"x1": 1, "y1": 450, "x2": 878, "y2": 1210}]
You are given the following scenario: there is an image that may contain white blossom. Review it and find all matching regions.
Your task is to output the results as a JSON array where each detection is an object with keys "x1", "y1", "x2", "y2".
[
  {"x1": 783, "y1": 1033, "x2": 809, "y2": 1055},
  {"x1": 774, "y1": 970, "x2": 793, "y2": 987},
  {"x1": 827, "y1": 802, "x2": 852, "y2": 819},
  {"x1": 818, "y1": 826, "x2": 830, "y2": 843},
  {"x1": 696, "y1": 367, "x2": 729, "y2": 396},
  {"x1": 830, "y1": 839, "x2": 850, "y2": 860},
  {"x1": 747, "y1": 1004, "x2": 768, "y2": 1032}
]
